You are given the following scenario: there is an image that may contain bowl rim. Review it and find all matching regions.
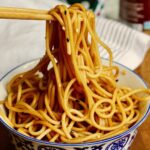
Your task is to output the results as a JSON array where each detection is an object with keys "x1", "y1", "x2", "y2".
[{"x1": 0, "y1": 58, "x2": 150, "y2": 147}]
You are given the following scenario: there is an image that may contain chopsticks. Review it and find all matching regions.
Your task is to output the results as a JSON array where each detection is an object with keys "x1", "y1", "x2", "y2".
[{"x1": 0, "y1": 7, "x2": 54, "y2": 20}]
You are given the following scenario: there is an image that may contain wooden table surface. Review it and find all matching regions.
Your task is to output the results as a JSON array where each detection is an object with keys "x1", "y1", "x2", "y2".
[
  {"x1": 0, "y1": 34, "x2": 150, "y2": 150},
  {"x1": 131, "y1": 49, "x2": 150, "y2": 150}
]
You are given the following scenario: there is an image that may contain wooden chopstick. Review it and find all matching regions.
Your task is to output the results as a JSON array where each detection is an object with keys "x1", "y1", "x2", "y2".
[
  {"x1": 0, "y1": 7, "x2": 54, "y2": 20},
  {"x1": 0, "y1": 12, "x2": 54, "y2": 20},
  {"x1": 0, "y1": 7, "x2": 49, "y2": 14}
]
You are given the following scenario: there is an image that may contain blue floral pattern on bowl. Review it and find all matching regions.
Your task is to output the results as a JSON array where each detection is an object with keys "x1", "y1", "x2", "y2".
[
  {"x1": 38, "y1": 146, "x2": 66, "y2": 150},
  {"x1": 10, "y1": 133, "x2": 34, "y2": 150},
  {"x1": 105, "y1": 134, "x2": 130, "y2": 150},
  {"x1": 9, "y1": 129, "x2": 137, "y2": 150},
  {"x1": 38, "y1": 144, "x2": 104, "y2": 150}
]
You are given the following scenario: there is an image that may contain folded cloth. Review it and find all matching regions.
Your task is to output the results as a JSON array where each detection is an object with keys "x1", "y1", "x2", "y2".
[
  {"x1": 0, "y1": 0, "x2": 149, "y2": 78},
  {"x1": 96, "y1": 18, "x2": 150, "y2": 70}
]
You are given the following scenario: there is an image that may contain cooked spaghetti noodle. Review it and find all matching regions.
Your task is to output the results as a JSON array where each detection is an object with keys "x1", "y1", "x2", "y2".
[{"x1": 1, "y1": 4, "x2": 150, "y2": 143}]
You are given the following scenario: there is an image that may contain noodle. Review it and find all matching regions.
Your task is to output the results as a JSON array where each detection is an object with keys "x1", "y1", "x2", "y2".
[{"x1": 0, "y1": 4, "x2": 150, "y2": 143}]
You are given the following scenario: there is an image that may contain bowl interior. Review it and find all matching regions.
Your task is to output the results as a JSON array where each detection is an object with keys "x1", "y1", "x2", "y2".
[
  {"x1": 0, "y1": 59, "x2": 149, "y2": 141},
  {"x1": 0, "y1": 60, "x2": 39, "y2": 117}
]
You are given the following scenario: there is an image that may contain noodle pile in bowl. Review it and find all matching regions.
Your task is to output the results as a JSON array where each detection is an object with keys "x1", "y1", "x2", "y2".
[{"x1": 1, "y1": 4, "x2": 150, "y2": 143}]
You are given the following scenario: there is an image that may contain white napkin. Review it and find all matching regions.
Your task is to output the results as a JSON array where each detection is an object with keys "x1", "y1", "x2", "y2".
[
  {"x1": 0, "y1": 0, "x2": 150, "y2": 78},
  {"x1": 96, "y1": 18, "x2": 150, "y2": 70},
  {"x1": 0, "y1": 0, "x2": 66, "y2": 78}
]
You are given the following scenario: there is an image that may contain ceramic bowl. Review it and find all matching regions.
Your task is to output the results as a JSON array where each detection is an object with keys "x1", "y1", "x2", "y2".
[{"x1": 0, "y1": 59, "x2": 150, "y2": 150}]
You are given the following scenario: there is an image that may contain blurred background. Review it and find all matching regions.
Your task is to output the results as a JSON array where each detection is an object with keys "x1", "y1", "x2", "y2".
[{"x1": 61, "y1": 0, "x2": 150, "y2": 31}]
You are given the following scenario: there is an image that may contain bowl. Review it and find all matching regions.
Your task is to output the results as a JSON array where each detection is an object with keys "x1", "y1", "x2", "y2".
[{"x1": 0, "y1": 58, "x2": 150, "y2": 150}]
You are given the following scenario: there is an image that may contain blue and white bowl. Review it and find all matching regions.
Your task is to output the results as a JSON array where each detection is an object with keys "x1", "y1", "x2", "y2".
[{"x1": 0, "y1": 59, "x2": 149, "y2": 150}]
